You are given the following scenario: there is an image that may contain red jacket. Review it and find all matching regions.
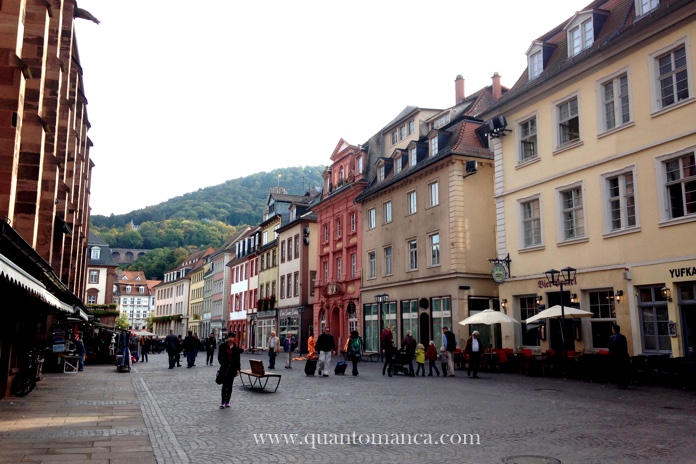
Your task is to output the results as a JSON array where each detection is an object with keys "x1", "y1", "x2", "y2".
[{"x1": 425, "y1": 344, "x2": 438, "y2": 361}]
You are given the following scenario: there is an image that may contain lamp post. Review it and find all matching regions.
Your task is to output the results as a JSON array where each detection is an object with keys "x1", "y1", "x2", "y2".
[
  {"x1": 374, "y1": 293, "x2": 389, "y2": 330},
  {"x1": 249, "y1": 313, "x2": 257, "y2": 352},
  {"x1": 544, "y1": 266, "x2": 577, "y2": 371},
  {"x1": 297, "y1": 306, "x2": 305, "y2": 356}
]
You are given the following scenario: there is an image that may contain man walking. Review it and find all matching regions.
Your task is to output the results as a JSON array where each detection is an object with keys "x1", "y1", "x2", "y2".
[
  {"x1": 140, "y1": 336, "x2": 149, "y2": 363},
  {"x1": 165, "y1": 330, "x2": 178, "y2": 369},
  {"x1": 402, "y1": 330, "x2": 417, "y2": 376},
  {"x1": 442, "y1": 326, "x2": 457, "y2": 377},
  {"x1": 465, "y1": 330, "x2": 482, "y2": 378},
  {"x1": 283, "y1": 331, "x2": 297, "y2": 369},
  {"x1": 608, "y1": 324, "x2": 630, "y2": 390},
  {"x1": 205, "y1": 332, "x2": 217, "y2": 366},
  {"x1": 267, "y1": 331, "x2": 280, "y2": 369},
  {"x1": 316, "y1": 327, "x2": 336, "y2": 377},
  {"x1": 184, "y1": 331, "x2": 198, "y2": 368}
]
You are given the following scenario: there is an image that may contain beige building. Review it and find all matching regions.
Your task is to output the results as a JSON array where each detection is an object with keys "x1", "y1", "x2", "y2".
[
  {"x1": 187, "y1": 249, "x2": 214, "y2": 336},
  {"x1": 480, "y1": 0, "x2": 696, "y2": 358},
  {"x1": 356, "y1": 77, "x2": 506, "y2": 351}
]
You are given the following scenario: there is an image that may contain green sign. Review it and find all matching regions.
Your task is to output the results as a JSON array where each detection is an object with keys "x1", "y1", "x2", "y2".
[{"x1": 491, "y1": 263, "x2": 506, "y2": 284}]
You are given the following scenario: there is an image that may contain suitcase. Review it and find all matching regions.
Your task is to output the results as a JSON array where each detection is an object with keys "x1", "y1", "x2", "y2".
[
  {"x1": 334, "y1": 361, "x2": 348, "y2": 375},
  {"x1": 305, "y1": 359, "x2": 317, "y2": 376}
]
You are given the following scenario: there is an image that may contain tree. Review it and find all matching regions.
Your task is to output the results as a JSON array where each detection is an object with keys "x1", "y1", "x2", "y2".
[{"x1": 115, "y1": 312, "x2": 131, "y2": 330}]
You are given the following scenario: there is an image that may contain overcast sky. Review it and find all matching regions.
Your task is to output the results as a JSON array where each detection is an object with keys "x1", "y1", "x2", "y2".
[{"x1": 76, "y1": 0, "x2": 590, "y2": 216}]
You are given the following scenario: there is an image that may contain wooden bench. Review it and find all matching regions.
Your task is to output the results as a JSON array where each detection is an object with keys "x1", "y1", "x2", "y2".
[{"x1": 239, "y1": 359, "x2": 281, "y2": 393}]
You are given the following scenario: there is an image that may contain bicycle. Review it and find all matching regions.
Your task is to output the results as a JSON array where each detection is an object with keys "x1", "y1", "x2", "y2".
[{"x1": 12, "y1": 348, "x2": 44, "y2": 397}]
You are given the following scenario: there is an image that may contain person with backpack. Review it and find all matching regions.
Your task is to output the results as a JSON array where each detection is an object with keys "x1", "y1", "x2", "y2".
[
  {"x1": 348, "y1": 330, "x2": 363, "y2": 376},
  {"x1": 283, "y1": 331, "x2": 297, "y2": 369}
]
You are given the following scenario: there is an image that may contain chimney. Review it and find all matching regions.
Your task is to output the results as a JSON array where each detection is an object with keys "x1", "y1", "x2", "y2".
[
  {"x1": 492, "y1": 72, "x2": 502, "y2": 101},
  {"x1": 455, "y1": 75, "x2": 465, "y2": 104}
]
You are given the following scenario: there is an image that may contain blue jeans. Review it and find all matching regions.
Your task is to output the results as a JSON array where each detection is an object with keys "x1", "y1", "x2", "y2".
[
  {"x1": 78, "y1": 354, "x2": 85, "y2": 371},
  {"x1": 269, "y1": 350, "x2": 277, "y2": 368},
  {"x1": 187, "y1": 351, "x2": 196, "y2": 367}
]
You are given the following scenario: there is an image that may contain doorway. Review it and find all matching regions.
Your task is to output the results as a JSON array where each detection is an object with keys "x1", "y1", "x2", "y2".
[
  {"x1": 547, "y1": 291, "x2": 577, "y2": 353},
  {"x1": 419, "y1": 312, "x2": 431, "y2": 346},
  {"x1": 681, "y1": 304, "x2": 696, "y2": 362}
]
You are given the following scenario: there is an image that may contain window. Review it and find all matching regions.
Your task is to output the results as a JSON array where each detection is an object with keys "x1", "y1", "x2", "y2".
[
  {"x1": 350, "y1": 212, "x2": 356, "y2": 232},
  {"x1": 638, "y1": 286, "x2": 671, "y2": 352},
  {"x1": 384, "y1": 246, "x2": 392, "y2": 275},
  {"x1": 280, "y1": 276, "x2": 286, "y2": 298},
  {"x1": 429, "y1": 233, "x2": 440, "y2": 267},
  {"x1": 357, "y1": 156, "x2": 363, "y2": 174},
  {"x1": 272, "y1": 250, "x2": 277, "y2": 266},
  {"x1": 351, "y1": 253, "x2": 357, "y2": 278},
  {"x1": 310, "y1": 271, "x2": 316, "y2": 296},
  {"x1": 89, "y1": 270, "x2": 99, "y2": 284},
  {"x1": 87, "y1": 294, "x2": 97, "y2": 304},
  {"x1": 339, "y1": 166, "x2": 345, "y2": 181},
  {"x1": 293, "y1": 272, "x2": 299, "y2": 296},
  {"x1": 368, "y1": 208, "x2": 376, "y2": 229},
  {"x1": 604, "y1": 169, "x2": 637, "y2": 232},
  {"x1": 400, "y1": 124, "x2": 406, "y2": 140},
  {"x1": 557, "y1": 97, "x2": 580, "y2": 148},
  {"x1": 528, "y1": 50, "x2": 542, "y2": 80},
  {"x1": 126, "y1": 285, "x2": 132, "y2": 293},
  {"x1": 379, "y1": 166, "x2": 385, "y2": 181},
  {"x1": 401, "y1": 300, "x2": 418, "y2": 341},
  {"x1": 287, "y1": 273, "x2": 292, "y2": 298},
  {"x1": 601, "y1": 73, "x2": 631, "y2": 132},
  {"x1": 407, "y1": 239, "x2": 418, "y2": 271},
  {"x1": 323, "y1": 223, "x2": 329, "y2": 242},
  {"x1": 663, "y1": 153, "x2": 696, "y2": 220},
  {"x1": 410, "y1": 147, "x2": 417, "y2": 167},
  {"x1": 407, "y1": 191, "x2": 417, "y2": 215},
  {"x1": 263, "y1": 231, "x2": 268, "y2": 244},
  {"x1": 589, "y1": 290, "x2": 616, "y2": 348},
  {"x1": 391, "y1": 130, "x2": 398, "y2": 145},
  {"x1": 429, "y1": 181, "x2": 439, "y2": 207},
  {"x1": 90, "y1": 247, "x2": 100, "y2": 260},
  {"x1": 408, "y1": 119, "x2": 415, "y2": 135},
  {"x1": 384, "y1": 201, "x2": 392, "y2": 223},
  {"x1": 368, "y1": 251, "x2": 376, "y2": 279},
  {"x1": 520, "y1": 197, "x2": 542, "y2": 248},
  {"x1": 395, "y1": 156, "x2": 402, "y2": 173},
  {"x1": 637, "y1": 0, "x2": 659, "y2": 16},
  {"x1": 336, "y1": 257, "x2": 342, "y2": 280},
  {"x1": 519, "y1": 116, "x2": 537, "y2": 162},
  {"x1": 336, "y1": 219, "x2": 342, "y2": 238},
  {"x1": 520, "y1": 296, "x2": 540, "y2": 347},
  {"x1": 294, "y1": 233, "x2": 300, "y2": 258},
  {"x1": 281, "y1": 241, "x2": 286, "y2": 263},
  {"x1": 323, "y1": 260, "x2": 329, "y2": 282},
  {"x1": 655, "y1": 44, "x2": 689, "y2": 110},
  {"x1": 559, "y1": 186, "x2": 585, "y2": 240},
  {"x1": 568, "y1": 17, "x2": 593, "y2": 56},
  {"x1": 430, "y1": 136, "x2": 438, "y2": 157},
  {"x1": 139, "y1": 286, "x2": 145, "y2": 294}
]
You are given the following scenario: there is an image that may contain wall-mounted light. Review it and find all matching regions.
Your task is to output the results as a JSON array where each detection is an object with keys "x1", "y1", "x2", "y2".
[
  {"x1": 614, "y1": 290, "x2": 623, "y2": 303},
  {"x1": 570, "y1": 293, "x2": 578, "y2": 304},
  {"x1": 501, "y1": 299, "x2": 508, "y2": 314},
  {"x1": 661, "y1": 287, "x2": 672, "y2": 302},
  {"x1": 535, "y1": 295, "x2": 543, "y2": 305}
]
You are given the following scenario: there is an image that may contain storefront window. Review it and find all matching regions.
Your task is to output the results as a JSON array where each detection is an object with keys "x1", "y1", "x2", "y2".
[
  {"x1": 401, "y1": 300, "x2": 419, "y2": 342},
  {"x1": 279, "y1": 316, "x2": 299, "y2": 344},
  {"x1": 256, "y1": 319, "x2": 276, "y2": 350},
  {"x1": 589, "y1": 290, "x2": 615, "y2": 348},
  {"x1": 520, "y1": 296, "x2": 540, "y2": 347},
  {"x1": 432, "y1": 297, "x2": 452, "y2": 348},
  {"x1": 638, "y1": 286, "x2": 671, "y2": 353},
  {"x1": 384, "y1": 302, "x2": 397, "y2": 341},
  {"x1": 363, "y1": 304, "x2": 379, "y2": 352}
]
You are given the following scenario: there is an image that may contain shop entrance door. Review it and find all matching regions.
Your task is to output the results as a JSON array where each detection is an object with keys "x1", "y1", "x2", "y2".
[
  {"x1": 681, "y1": 304, "x2": 696, "y2": 362},
  {"x1": 419, "y1": 313, "x2": 431, "y2": 347},
  {"x1": 547, "y1": 291, "x2": 577, "y2": 354}
]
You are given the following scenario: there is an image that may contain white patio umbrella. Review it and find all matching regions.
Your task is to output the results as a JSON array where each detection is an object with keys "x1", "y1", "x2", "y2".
[
  {"x1": 458, "y1": 309, "x2": 519, "y2": 326},
  {"x1": 525, "y1": 305, "x2": 593, "y2": 324},
  {"x1": 132, "y1": 330, "x2": 156, "y2": 337}
]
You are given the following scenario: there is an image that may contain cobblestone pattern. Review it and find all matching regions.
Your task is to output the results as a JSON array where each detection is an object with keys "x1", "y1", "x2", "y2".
[{"x1": 128, "y1": 353, "x2": 696, "y2": 464}]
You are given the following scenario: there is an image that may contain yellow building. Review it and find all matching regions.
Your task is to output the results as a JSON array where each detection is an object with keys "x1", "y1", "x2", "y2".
[{"x1": 480, "y1": 0, "x2": 696, "y2": 358}]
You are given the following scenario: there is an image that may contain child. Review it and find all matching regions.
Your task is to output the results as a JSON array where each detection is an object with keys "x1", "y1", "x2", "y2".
[
  {"x1": 438, "y1": 346, "x2": 448, "y2": 377},
  {"x1": 415, "y1": 343, "x2": 426, "y2": 377},
  {"x1": 426, "y1": 340, "x2": 440, "y2": 376}
]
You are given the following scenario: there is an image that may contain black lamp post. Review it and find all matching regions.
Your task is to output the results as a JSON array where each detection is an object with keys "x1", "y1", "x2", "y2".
[
  {"x1": 249, "y1": 313, "x2": 257, "y2": 351},
  {"x1": 544, "y1": 266, "x2": 577, "y2": 370},
  {"x1": 297, "y1": 306, "x2": 305, "y2": 355},
  {"x1": 374, "y1": 293, "x2": 389, "y2": 330}
]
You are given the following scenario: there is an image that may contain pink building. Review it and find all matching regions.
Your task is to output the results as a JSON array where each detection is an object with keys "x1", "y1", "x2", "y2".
[{"x1": 312, "y1": 140, "x2": 369, "y2": 350}]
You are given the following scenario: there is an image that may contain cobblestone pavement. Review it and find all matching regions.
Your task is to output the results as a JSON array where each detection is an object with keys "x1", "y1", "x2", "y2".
[{"x1": 1, "y1": 352, "x2": 695, "y2": 464}]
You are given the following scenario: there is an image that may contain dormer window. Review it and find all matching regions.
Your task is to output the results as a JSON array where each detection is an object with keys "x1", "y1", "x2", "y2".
[
  {"x1": 410, "y1": 147, "x2": 417, "y2": 167},
  {"x1": 339, "y1": 166, "x2": 344, "y2": 181},
  {"x1": 567, "y1": 14, "x2": 594, "y2": 57},
  {"x1": 357, "y1": 156, "x2": 363, "y2": 174},
  {"x1": 395, "y1": 157, "x2": 402, "y2": 174},
  {"x1": 433, "y1": 114, "x2": 450, "y2": 130},
  {"x1": 379, "y1": 166, "x2": 385, "y2": 181},
  {"x1": 636, "y1": 0, "x2": 659, "y2": 16},
  {"x1": 90, "y1": 247, "x2": 100, "y2": 260},
  {"x1": 529, "y1": 49, "x2": 542, "y2": 80},
  {"x1": 430, "y1": 137, "x2": 438, "y2": 157},
  {"x1": 126, "y1": 285, "x2": 132, "y2": 293}
]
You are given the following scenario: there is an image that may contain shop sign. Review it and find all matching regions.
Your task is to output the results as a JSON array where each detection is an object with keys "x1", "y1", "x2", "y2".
[
  {"x1": 537, "y1": 277, "x2": 577, "y2": 289},
  {"x1": 669, "y1": 266, "x2": 696, "y2": 278},
  {"x1": 491, "y1": 263, "x2": 507, "y2": 284}
]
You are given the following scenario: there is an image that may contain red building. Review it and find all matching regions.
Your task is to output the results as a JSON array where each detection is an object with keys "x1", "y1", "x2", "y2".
[{"x1": 311, "y1": 140, "x2": 369, "y2": 350}]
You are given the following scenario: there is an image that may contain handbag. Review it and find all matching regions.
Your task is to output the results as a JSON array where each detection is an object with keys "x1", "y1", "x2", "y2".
[{"x1": 215, "y1": 367, "x2": 227, "y2": 385}]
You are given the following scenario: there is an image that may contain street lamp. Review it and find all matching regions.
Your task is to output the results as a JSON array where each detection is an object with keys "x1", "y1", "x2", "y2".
[
  {"x1": 374, "y1": 293, "x2": 389, "y2": 330},
  {"x1": 297, "y1": 306, "x2": 306, "y2": 355},
  {"x1": 544, "y1": 266, "x2": 577, "y2": 370},
  {"x1": 249, "y1": 313, "x2": 257, "y2": 352}
]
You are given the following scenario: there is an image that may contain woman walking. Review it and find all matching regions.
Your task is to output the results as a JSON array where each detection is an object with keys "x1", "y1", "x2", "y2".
[{"x1": 217, "y1": 331, "x2": 244, "y2": 409}]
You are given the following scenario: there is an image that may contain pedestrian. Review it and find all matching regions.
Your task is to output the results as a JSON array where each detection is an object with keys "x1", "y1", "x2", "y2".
[
  {"x1": 141, "y1": 336, "x2": 149, "y2": 363},
  {"x1": 426, "y1": 340, "x2": 440, "y2": 376},
  {"x1": 165, "y1": 330, "x2": 178, "y2": 369},
  {"x1": 316, "y1": 326, "x2": 336, "y2": 377},
  {"x1": 176, "y1": 335, "x2": 183, "y2": 367},
  {"x1": 184, "y1": 331, "x2": 198, "y2": 368},
  {"x1": 307, "y1": 330, "x2": 317, "y2": 360},
  {"x1": 75, "y1": 334, "x2": 86, "y2": 372},
  {"x1": 205, "y1": 332, "x2": 217, "y2": 366},
  {"x1": 382, "y1": 338, "x2": 396, "y2": 377},
  {"x1": 348, "y1": 330, "x2": 363, "y2": 376},
  {"x1": 415, "y1": 343, "x2": 426, "y2": 377},
  {"x1": 465, "y1": 330, "x2": 482, "y2": 378},
  {"x1": 402, "y1": 330, "x2": 417, "y2": 376},
  {"x1": 217, "y1": 331, "x2": 244, "y2": 409},
  {"x1": 439, "y1": 347, "x2": 448, "y2": 376},
  {"x1": 608, "y1": 324, "x2": 630, "y2": 390},
  {"x1": 267, "y1": 331, "x2": 280, "y2": 369},
  {"x1": 193, "y1": 332, "x2": 200, "y2": 362},
  {"x1": 283, "y1": 331, "x2": 297, "y2": 369},
  {"x1": 380, "y1": 326, "x2": 393, "y2": 363},
  {"x1": 442, "y1": 326, "x2": 457, "y2": 377}
]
